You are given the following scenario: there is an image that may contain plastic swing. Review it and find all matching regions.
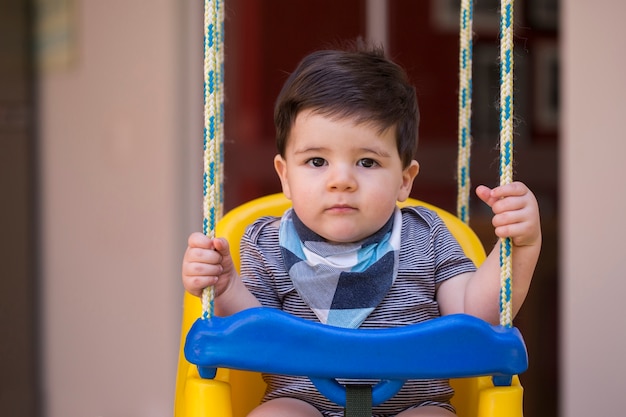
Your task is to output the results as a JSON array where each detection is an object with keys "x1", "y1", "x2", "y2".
[{"x1": 174, "y1": 1, "x2": 527, "y2": 416}]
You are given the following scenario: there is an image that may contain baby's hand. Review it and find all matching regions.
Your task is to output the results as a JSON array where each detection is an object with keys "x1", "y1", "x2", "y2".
[
  {"x1": 182, "y1": 233, "x2": 237, "y2": 298},
  {"x1": 476, "y1": 182, "x2": 541, "y2": 248}
]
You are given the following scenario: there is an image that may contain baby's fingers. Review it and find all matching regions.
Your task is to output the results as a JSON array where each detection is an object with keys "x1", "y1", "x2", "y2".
[
  {"x1": 476, "y1": 183, "x2": 526, "y2": 209},
  {"x1": 488, "y1": 183, "x2": 537, "y2": 214},
  {"x1": 182, "y1": 258, "x2": 223, "y2": 295},
  {"x1": 490, "y1": 181, "x2": 529, "y2": 198},
  {"x1": 183, "y1": 233, "x2": 225, "y2": 296},
  {"x1": 182, "y1": 252, "x2": 223, "y2": 275},
  {"x1": 492, "y1": 207, "x2": 541, "y2": 247},
  {"x1": 182, "y1": 274, "x2": 211, "y2": 297},
  {"x1": 492, "y1": 210, "x2": 528, "y2": 237},
  {"x1": 187, "y1": 232, "x2": 213, "y2": 249}
]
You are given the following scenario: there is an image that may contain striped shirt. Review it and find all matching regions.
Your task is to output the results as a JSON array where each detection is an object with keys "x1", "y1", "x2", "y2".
[{"x1": 240, "y1": 206, "x2": 477, "y2": 416}]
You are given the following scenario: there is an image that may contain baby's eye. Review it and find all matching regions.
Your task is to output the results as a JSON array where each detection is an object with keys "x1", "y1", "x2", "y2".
[
  {"x1": 306, "y1": 157, "x2": 327, "y2": 167},
  {"x1": 357, "y1": 158, "x2": 378, "y2": 168}
]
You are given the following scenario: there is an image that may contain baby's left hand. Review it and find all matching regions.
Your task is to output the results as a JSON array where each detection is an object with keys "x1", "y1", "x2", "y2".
[{"x1": 476, "y1": 182, "x2": 541, "y2": 247}]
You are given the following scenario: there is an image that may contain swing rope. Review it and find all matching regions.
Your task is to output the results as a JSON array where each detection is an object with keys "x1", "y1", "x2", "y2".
[
  {"x1": 457, "y1": 0, "x2": 515, "y2": 327},
  {"x1": 201, "y1": 0, "x2": 225, "y2": 320},
  {"x1": 456, "y1": 0, "x2": 473, "y2": 225},
  {"x1": 498, "y1": 0, "x2": 515, "y2": 328}
]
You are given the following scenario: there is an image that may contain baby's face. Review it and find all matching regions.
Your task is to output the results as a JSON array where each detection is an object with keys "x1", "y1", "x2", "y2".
[{"x1": 274, "y1": 110, "x2": 419, "y2": 243}]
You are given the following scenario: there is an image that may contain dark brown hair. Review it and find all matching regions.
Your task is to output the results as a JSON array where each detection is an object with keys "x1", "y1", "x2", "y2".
[{"x1": 274, "y1": 42, "x2": 419, "y2": 168}]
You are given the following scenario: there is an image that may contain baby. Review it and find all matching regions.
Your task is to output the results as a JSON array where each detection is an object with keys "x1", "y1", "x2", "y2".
[{"x1": 182, "y1": 43, "x2": 541, "y2": 417}]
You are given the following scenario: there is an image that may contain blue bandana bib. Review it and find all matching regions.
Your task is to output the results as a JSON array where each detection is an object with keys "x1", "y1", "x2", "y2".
[{"x1": 279, "y1": 208, "x2": 402, "y2": 328}]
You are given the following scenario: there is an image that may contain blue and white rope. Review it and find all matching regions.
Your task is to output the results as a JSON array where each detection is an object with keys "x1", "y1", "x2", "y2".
[
  {"x1": 498, "y1": 0, "x2": 514, "y2": 328},
  {"x1": 457, "y1": 0, "x2": 515, "y2": 327},
  {"x1": 202, "y1": 0, "x2": 225, "y2": 320},
  {"x1": 457, "y1": 0, "x2": 474, "y2": 224}
]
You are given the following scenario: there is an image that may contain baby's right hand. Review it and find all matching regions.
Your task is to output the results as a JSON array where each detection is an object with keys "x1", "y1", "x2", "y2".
[{"x1": 182, "y1": 232, "x2": 237, "y2": 298}]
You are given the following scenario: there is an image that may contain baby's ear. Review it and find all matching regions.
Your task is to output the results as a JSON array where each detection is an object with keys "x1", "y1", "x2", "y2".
[
  {"x1": 398, "y1": 160, "x2": 419, "y2": 201},
  {"x1": 273, "y1": 154, "x2": 291, "y2": 199}
]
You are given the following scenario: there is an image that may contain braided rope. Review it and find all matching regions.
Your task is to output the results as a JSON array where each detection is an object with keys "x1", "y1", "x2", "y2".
[
  {"x1": 457, "y1": 0, "x2": 515, "y2": 327},
  {"x1": 457, "y1": 0, "x2": 474, "y2": 224},
  {"x1": 202, "y1": 0, "x2": 225, "y2": 320},
  {"x1": 498, "y1": 0, "x2": 514, "y2": 328}
]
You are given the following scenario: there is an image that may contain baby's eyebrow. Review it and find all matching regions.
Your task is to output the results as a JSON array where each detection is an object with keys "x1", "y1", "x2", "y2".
[
  {"x1": 359, "y1": 147, "x2": 391, "y2": 158},
  {"x1": 292, "y1": 146, "x2": 392, "y2": 158},
  {"x1": 293, "y1": 146, "x2": 328, "y2": 154}
]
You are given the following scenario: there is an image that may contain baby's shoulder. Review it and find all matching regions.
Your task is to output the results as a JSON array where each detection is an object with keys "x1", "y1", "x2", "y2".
[
  {"x1": 243, "y1": 216, "x2": 281, "y2": 244},
  {"x1": 400, "y1": 205, "x2": 443, "y2": 226}
]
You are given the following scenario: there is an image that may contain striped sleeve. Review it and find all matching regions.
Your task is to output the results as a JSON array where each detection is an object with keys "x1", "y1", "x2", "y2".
[{"x1": 239, "y1": 216, "x2": 285, "y2": 310}]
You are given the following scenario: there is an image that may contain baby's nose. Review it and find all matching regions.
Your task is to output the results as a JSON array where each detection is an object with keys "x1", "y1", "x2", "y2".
[{"x1": 327, "y1": 165, "x2": 357, "y2": 191}]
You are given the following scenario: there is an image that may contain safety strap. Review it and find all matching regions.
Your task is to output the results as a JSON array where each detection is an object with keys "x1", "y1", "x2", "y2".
[{"x1": 345, "y1": 385, "x2": 372, "y2": 417}]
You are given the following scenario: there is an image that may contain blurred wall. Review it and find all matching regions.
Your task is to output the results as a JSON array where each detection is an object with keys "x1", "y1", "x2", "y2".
[
  {"x1": 39, "y1": 1, "x2": 199, "y2": 416},
  {"x1": 561, "y1": 1, "x2": 626, "y2": 416}
]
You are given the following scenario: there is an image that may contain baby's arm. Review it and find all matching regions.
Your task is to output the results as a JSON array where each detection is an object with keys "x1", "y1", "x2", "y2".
[
  {"x1": 437, "y1": 182, "x2": 542, "y2": 324},
  {"x1": 182, "y1": 232, "x2": 261, "y2": 316}
]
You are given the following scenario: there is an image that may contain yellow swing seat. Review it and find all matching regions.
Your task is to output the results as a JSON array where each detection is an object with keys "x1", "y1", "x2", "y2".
[{"x1": 174, "y1": 193, "x2": 525, "y2": 417}]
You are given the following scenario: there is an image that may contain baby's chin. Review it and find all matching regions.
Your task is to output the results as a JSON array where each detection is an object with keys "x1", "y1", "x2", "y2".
[{"x1": 315, "y1": 226, "x2": 379, "y2": 244}]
